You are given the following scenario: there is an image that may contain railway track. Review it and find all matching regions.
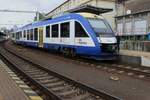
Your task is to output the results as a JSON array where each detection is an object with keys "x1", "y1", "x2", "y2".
[
  {"x1": 5, "y1": 41, "x2": 150, "y2": 80},
  {"x1": 0, "y1": 44, "x2": 120, "y2": 100},
  {"x1": 70, "y1": 57, "x2": 150, "y2": 80}
]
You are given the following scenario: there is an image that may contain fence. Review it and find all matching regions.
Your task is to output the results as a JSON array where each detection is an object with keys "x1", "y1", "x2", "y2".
[{"x1": 120, "y1": 41, "x2": 150, "y2": 52}]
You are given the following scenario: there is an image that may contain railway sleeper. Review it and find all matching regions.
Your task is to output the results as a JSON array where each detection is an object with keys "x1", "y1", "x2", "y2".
[
  {"x1": 67, "y1": 93, "x2": 91, "y2": 100},
  {"x1": 57, "y1": 89, "x2": 79, "y2": 99},
  {"x1": 45, "y1": 81, "x2": 65, "y2": 88},
  {"x1": 83, "y1": 95, "x2": 103, "y2": 100},
  {"x1": 24, "y1": 69, "x2": 42, "y2": 73},
  {"x1": 31, "y1": 73, "x2": 49, "y2": 78},
  {"x1": 35, "y1": 76, "x2": 54, "y2": 80},
  {"x1": 39, "y1": 78, "x2": 60, "y2": 84},
  {"x1": 28, "y1": 71, "x2": 47, "y2": 75},
  {"x1": 51, "y1": 85, "x2": 72, "y2": 92}
]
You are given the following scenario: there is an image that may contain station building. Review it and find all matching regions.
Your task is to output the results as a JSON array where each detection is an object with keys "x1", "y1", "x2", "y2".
[{"x1": 116, "y1": 0, "x2": 150, "y2": 51}]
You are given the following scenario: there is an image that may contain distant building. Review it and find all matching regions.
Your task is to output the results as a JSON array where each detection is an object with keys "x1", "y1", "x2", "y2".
[
  {"x1": 46, "y1": 0, "x2": 116, "y2": 29},
  {"x1": 116, "y1": 0, "x2": 150, "y2": 36},
  {"x1": 116, "y1": 0, "x2": 150, "y2": 51}
]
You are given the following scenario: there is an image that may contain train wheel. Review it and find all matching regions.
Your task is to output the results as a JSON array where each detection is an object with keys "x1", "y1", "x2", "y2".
[
  {"x1": 62, "y1": 48, "x2": 69, "y2": 56},
  {"x1": 62, "y1": 48, "x2": 66, "y2": 55},
  {"x1": 70, "y1": 48, "x2": 76, "y2": 57}
]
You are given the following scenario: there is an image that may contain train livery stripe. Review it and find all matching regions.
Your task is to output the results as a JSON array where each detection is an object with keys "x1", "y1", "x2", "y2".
[{"x1": 0, "y1": 60, "x2": 43, "y2": 100}]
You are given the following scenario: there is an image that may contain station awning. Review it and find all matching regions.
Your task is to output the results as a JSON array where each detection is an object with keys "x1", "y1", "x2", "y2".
[{"x1": 67, "y1": 5, "x2": 113, "y2": 15}]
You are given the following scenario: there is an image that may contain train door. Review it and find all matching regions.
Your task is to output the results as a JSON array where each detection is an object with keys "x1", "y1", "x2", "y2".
[
  {"x1": 60, "y1": 21, "x2": 74, "y2": 45},
  {"x1": 70, "y1": 21, "x2": 75, "y2": 45},
  {"x1": 38, "y1": 27, "x2": 44, "y2": 48}
]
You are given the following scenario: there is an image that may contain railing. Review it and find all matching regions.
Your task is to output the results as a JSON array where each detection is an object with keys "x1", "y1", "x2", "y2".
[
  {"x1": 120, "y1": 41, "x2": 150, "y2": 52},
  {"x1": 117, "y1": 28, "x2": 147, "y2": 36}
]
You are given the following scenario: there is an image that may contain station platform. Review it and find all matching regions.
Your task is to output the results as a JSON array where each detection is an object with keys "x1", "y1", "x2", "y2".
[
  {"x1": 0, "y1": 59, "x2": 43, "y2": 100},
  {"x1": 120, "y1": 50, "x2": 150, "y2": 67}
]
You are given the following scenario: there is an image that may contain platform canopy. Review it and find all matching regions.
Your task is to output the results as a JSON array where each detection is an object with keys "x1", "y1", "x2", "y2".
[{"x1": 67, "y1": 5, "x2": 113, "y2": 15}]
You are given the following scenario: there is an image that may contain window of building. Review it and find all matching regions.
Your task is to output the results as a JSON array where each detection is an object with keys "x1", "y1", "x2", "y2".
[
  {"x1": 125, "y1": 22, "x2": 132, "y2": 35},
  {"x1": 46, "y1": 26, "x2": 50, "y2": 37},
  {"x1": 30, "y1": 29, "x2": 33, "y2": 40},
  {"x1": 117, "y1": 23, "x2": 123, "y2": 36},
  {"x1": 61, "y1": 22, "x2": 70, "y2": 37},
  {"x1": 134, "y1": 20, "x2": 147, "y2": 35},
  {"x1": 34, "y1": 28, "x2": 38, "y2": 41},
  {"x1": 52, "y1": 24, "x2": 59, "y2": 37},
  {"x1": 75, "y1": 21, "x2": 88, "y2": 37}
]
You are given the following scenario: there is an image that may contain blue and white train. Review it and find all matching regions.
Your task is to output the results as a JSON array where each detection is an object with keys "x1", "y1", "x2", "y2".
[{"x1": 12, "y1": 12, "x2": 118, "y2": 60}]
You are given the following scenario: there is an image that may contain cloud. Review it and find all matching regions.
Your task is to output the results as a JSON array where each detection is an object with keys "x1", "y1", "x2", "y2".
[{"x1": 0, "y1": 0, "x2": 66, "y2": 29}]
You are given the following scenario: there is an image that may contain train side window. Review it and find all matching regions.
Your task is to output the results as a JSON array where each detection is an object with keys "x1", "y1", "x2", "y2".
[
  {"x1": 16, "y1": 32, "x2": 19, "y2": 39},
  {"x1": 61, "y1": 22, "x2": 70, "y2": 37},
  {"x1": 34, "y1": 28, "x2": 38, "y2": 41},
  {"x1": 30, "y1": 29, "x2": 34, "y2": 40},
  {"x1": 12, "y1": 33, "x2": 14, "y2": 38},
  {"x1": 46, "y1": 26, "x2": 50, "y2": 38},
  {"x1": 52, "y1": 24, "x2": 59, "y2": 38},
  {"x1": 20, "y1": 32, "x2": 22, "y2": 38},
  {"x1": 23, "y1": 30, "x2": 26, "y2": 38},
  {"x1": 75, "y1": 21, "x2": 88, "y2": 37},
  {"x1": 27, "y1": 30, "x2": 30, "y2": 40}
]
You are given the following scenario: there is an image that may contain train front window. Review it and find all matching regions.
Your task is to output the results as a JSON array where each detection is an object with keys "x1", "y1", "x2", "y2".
[
  {"x1": 88, "y1": 18, "x2": 114, "y2": 37},
  {"x1": 75, "y1": 21, "x2": 88, "y2": 37}
]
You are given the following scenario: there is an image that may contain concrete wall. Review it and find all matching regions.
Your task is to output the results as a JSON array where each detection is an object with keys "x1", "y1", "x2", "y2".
[
  {"x1": 117, "y1": 0, "x2": 150, "y2": 16},
  {"x1": 119, "y1": 54, "x2": 150, "y2": 67},
  {"x1": 118, "y1": 55, "x2": 141, "y2": 66}
]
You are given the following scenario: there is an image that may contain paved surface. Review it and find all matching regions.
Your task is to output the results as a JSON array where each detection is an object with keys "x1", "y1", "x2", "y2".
[
  {"x1": 6, "y1": 41, "x2": 150, "y2": 100},
  {"x1": 0, "y1": 59, "x2": 30, "y2": 100}
]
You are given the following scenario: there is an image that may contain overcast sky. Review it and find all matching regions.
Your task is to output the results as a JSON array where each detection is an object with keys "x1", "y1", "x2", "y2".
[{"x1": 0, "y1": 0, "x2": 66, "y2": 29}]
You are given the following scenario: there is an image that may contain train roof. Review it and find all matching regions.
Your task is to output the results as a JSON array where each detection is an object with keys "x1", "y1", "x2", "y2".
[{"x1": 16, "y1": 13, "x2": 85, "y2": 32}]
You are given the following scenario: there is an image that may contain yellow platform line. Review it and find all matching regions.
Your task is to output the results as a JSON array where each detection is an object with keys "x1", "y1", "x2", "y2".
[
  {"x1": 0, "y1": 60, "x2": 43, "y2": 100},
  {"x1": 29, "y1": 96, "x2": 43, "y2": 100}
]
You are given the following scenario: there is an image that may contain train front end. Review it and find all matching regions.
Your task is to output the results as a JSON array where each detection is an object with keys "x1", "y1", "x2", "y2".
[{"x1": 87, "y1": 16, "x2": 118, "y2": 60}]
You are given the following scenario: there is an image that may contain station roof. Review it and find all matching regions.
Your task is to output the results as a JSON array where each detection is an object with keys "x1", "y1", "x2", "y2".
[{"x1": 67, "y1": 5, "x2": 113, "y2": 15}]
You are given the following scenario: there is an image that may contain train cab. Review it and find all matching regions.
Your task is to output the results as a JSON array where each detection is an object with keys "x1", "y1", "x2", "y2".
[{"x1": 78, "y1": 13, "x2": 118, "y2": 58}]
